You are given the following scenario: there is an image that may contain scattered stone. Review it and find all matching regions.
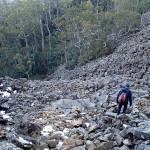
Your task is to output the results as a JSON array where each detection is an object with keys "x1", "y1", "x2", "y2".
[
  {"x1": 116, "y1": 134, "x2": 124, "y2": 146},
  {"x1": 96, "y1": 141, "x2": 114, "y2": 150},
  {"x1": 71, "y1": 120, "x2": 83, "y2": 127},
  {"x1": 0, "y1": 141, "x2": 23, "y2": 150},
  {"x1": 47, "y1": 140, "x2": 58, "y2": 148},
  {"x1": 142, "y1": 106, "x2": 150, "y2": 118},
  {"x1": 88, "y1": 124, "x2": 99, "y2": 133},
  {"x1": 123, "y1": 139, "x2": 132, "y2": 146},
  {"x1": 135, "y1": 144, "x2": 150, "y2": 150}
]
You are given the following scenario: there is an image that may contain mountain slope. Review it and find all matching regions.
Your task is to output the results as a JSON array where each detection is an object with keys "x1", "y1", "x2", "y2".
[
  {"x1": 50, "y1": 25, "x2": 150, "y2": 83},
  {"x1": 0, "y1": 17, "x2": 150, "y2": 150}
]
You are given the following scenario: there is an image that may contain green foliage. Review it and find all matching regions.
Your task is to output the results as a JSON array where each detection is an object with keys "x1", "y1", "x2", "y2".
[
  {"x1": 0, "y1": 0, "x2": 145, "y2": 78},
  {"x1": 138, "y1": 0, "x2": 150, "y2": 14}
]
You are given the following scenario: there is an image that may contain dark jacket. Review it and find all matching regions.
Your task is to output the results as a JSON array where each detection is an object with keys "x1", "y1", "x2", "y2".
[{"x1": 116, "y1": 87, "x2": 132, "y2": 106}]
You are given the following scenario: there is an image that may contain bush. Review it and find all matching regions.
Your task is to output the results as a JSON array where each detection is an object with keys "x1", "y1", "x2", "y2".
[
  {"x1": 138, "y1": 1, "x2": 150, "y2": 14},
  {"x1": 65, "y1": 60, "x2": 76, "y2": 70}
]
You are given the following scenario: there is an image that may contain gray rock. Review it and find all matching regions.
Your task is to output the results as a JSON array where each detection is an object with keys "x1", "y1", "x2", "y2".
[
  {"x1": 13, "y1": 136, "x2": 34, "y2": 149},
  {"x1": 65, "y1": 109, "x2": 71, "y2": 115},
  {"x1": 89, "y1": 132, "x2": 103, "y2": 140},
  {"x1": 51, "y1": 98, "x2": 95, "y2": 110},
  {"x1": 119, "y1": 129, "x2": 128, "y2": 138},
  {"x1": 1, "y1": 102, "x2": 10, "y2": 110},
  {"x1": 105, "y1": 112, "x2": 117, "y2": 118},
  {"x1": 96, "y1": 141, "x2": 114, "y2": 150},
  {"x1": 88, "y1": 124, "x2": 100, "y2": 133},
  {"x1": 0, "y1": 96, "x2": 8, "y2": 105},
  {"x1": 0, "y1": 141, "x2": 23, "y2": 150},
  {"x1": 119, "y1": 145, "x2": 130, "y2": 150},
  {"x1": 127, "y1": 127, "x2": 150, "y2": 140},
  {"x1": 135, "y1": 144, "x2": 150, "y2": 150},
  {"x1": 16, "y1": 121, "x2": 41, "y2": 137},
  {"x1": 98, "y1": 133, "x2": 113, "y2": 142},
  {"x1": 116, "y1": 134, "x2": 124, "y2": 146},
  {"x1": 123, "y1": 139, "x2": 132, "y2": 146},
  {"x1": 71, "y1": 145, "x2": 86, "y2": 150},
  {"x1": 142, "y1": 106, "x2": 150, "y2": 118},
  {"x1": 139, "y1": 113, "x2": 148, "y2": 120}
]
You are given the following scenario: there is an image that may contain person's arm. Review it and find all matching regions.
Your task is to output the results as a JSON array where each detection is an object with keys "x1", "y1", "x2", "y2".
[
  {"x1": 129, "y1": 91, "x2": 132, "y2": 106},
  {"x1": 116, "y1": 90, "x2": 121, "y2": 103}
]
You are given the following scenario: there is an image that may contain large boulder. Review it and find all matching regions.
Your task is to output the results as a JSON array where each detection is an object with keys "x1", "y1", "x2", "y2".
[
  {"x1": 51, "y1": 99, "x2": 95, "y2": 110},
  {"x1": 16, "y1": 121, "x2": 41, "y2": 137},
  {"x1": 127, "y1": 127, "x2": 150, "y2": 140}
]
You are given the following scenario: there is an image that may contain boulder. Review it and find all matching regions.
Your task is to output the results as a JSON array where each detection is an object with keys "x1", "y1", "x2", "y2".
[
  {"x1": 71, "y1": 119, "x2": 83, "y2": 127},
  {"x1": 88, "y1": 124, "x2": 100, "y2": 133},
  {"x1": 16, "y1": 121, "x2": 41, "y2": 137},
  {"x1": 6, "y1": 134, "x2": 34, "y2": 149},
  {"x1": 13, "y1": 136, "x2": 34, "y2": 149},
  {"x1": 135, "y1": 144, "x2": 150, "y2": 150},
  {"x1": 71, "y1": 145, "x2": 86, "y2": 150},
  {"x1": 142, "y1": 106, "x2": 150, "y2": 118},
  {"x1": 48, "y1": 140, "x2": 59, "y2": 148},
  {"x1": 119, "y1": 145, "x2": 130, "y2": 150},
  {"x1": 86, "y1": 140, "x2": 96, "y2": 150},
  {"x1": 0, "y1": 141, "x2": 23, "y2": 150},
  {"x1": 96, "y1": 142, "x2": 114, "y2": 150},
  {"x1": 123, "y1": 139, "x2": 132, "y2": 146},
  {"x1": 51, "y1": 99, "x2": 95, "y2": 110},
  {"x1": 116, "y1": 134, "x2": 124, "y2": 146},
  {"x1": 127, "y1": 127, "x2": 150, "y2": 140},
  {"x1": 62, "y1": 139, "x2": 77, "y2": 150}
]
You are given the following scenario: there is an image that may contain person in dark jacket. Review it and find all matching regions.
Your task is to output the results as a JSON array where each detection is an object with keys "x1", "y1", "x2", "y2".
[{"x1": 116, "y1": 83, "x2": 132, "y2": 115}]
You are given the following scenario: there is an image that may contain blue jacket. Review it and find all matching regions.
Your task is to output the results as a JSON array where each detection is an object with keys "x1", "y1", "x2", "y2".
[{"x1": 116, "y1": 87, "x2": 132, "y2": 106}]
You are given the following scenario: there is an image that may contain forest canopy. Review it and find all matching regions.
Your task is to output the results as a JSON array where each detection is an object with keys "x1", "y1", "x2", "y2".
[{"x1": 0, "y1": 0, "x2": 149, "y2": 79}]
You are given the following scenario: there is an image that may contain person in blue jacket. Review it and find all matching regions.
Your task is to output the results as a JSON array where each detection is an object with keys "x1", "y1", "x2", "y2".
[{"x1": 116, "y1": 83, "x2": 132, "y2": 115}]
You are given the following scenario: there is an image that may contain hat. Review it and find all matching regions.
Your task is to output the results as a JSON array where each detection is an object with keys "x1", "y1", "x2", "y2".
[{"x1": 125, "y1": 83, "x2": 130, "y2": 87}]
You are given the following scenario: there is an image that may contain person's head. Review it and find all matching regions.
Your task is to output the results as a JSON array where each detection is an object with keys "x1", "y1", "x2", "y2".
[{"x1": 125, "y1": 83, "x2": 130, "y2": 88}]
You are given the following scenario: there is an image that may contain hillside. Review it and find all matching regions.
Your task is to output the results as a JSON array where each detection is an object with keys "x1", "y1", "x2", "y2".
[{"x1": 0, "y1": 14, "x2": 150, "y2": 150}]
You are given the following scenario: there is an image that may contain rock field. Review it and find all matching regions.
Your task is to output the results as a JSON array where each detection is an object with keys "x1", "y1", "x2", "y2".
[{"x1": 0, "y1": 14, "x2": 150, "y2": 150}]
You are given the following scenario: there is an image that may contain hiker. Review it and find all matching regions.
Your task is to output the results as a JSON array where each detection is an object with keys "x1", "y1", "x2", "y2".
[{"x1": 116, "y1": 83, "x2": 132, "y2": 115}]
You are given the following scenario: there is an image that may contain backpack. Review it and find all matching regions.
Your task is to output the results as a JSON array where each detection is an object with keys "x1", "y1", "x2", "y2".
[{"x1": 118, "y1": 89, "x2": 129, "y2": 103}]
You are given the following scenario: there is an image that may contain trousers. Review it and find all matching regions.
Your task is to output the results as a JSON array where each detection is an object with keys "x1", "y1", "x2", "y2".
[{"x1": 117, "y1": 102, "x2": 128, "y2": 115}]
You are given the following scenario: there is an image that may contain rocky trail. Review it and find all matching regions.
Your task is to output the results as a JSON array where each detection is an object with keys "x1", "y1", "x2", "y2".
[{"x1": 0, "y1": 13, "x2": 150, "y2": 150}]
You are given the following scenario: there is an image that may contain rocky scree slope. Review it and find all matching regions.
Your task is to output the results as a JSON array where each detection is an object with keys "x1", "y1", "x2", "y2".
[
  {"x1": 50, "y1": 24, "x2": 150, "y2": 81},
  {"x1": 0, "y1": 18, "x2": 150, "y2": 150}
]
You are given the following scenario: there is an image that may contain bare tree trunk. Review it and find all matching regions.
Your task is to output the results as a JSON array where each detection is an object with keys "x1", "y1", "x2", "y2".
[
  {"x1": 23, "y1": 33, "x2": 29, "y2": 48},
  {"x1": 96, "y1": 0, "x2": 99, "y2": 22},
  {"x1": 48, "y1": 4, "x2": 52, "y2": 22},
  {"x1": 39, "y1": 17, "x2": 45, "y2": 50},
  {"x1": 56, "y1": 0, "x2": 59, "y2": 19},
  {"x1": 15, "y1": 35, "x2": 21, "y2": 52},
  {"x1": 46, "y1": 12, "x2": 51, "y2": 50},
  {"x1": 19, "y1": 19, "x2": 29, "y2": 48},
  {"x1": 64, "y1": 40, "x2": 68, "y2": 63},
  {"x1": 136, "y1": 0, "x2": 140, "y2": 12},
  {"x1": 33, "y1": 31, "x2": 38, "y2": 51}
]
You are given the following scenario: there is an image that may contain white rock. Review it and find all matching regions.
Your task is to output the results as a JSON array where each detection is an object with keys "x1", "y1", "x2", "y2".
[
  {"x1": 0, "y1": 91, "x2": 10, "y2": 97},
  {"x1": 18, "y1": 137, "x2": 33, "y2": 148},
  {"x1": 0, "y1": 111, "x2": 5, "y2": 115},
  {"x1": 56, "y1": 141, "x2": 63, "y2": 150},
  {"x1": 41, "y1": 125, "x2": 54, "y2": 136},
  {"x1": 3, "y1": 114, "x2": 10, "y2": 119}
]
